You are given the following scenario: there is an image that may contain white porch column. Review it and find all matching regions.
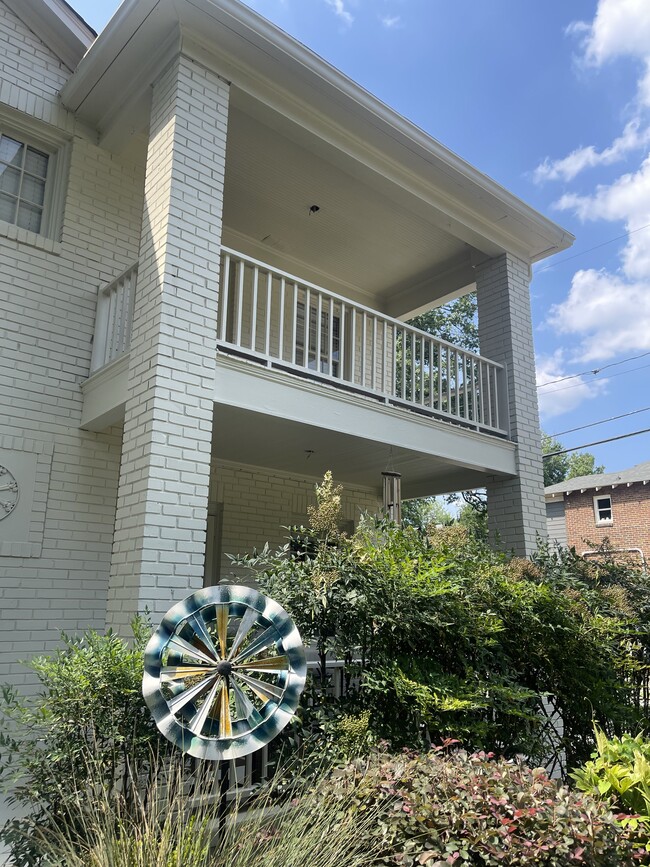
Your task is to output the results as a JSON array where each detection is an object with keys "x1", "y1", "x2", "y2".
[
  {"x1": 107, "y1": 54, "x2": 229, "y2": 631},
  {"x1": 476, "y1": 253, "x2": 546, "y2": 557}
]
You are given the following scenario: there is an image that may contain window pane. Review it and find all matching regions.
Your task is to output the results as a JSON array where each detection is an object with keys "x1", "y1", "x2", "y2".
[
  {"x1": 599, "y1": 509, "x2": 612, "y2": 520},
  {"x1": 0, "y1": 136, "x2": 23, "y2": 167},
  {"x1": 0, "y1": 192, "x2": 17, "y2": 223},
  {"x1": 21, "y1": 173, "x2": 46, "y2": 206},
  {"x1": 0, "y1": 165, "x2": 21, "y2": 195},
  {"x1": 17, "y1": 201, "x2": 43, "y2": 233},
  {"x1": 596, "y1": 497, "x2": 611, "y2": 509},
  {"x1": 24, "y1": 147, "x2": 48, "y2": 178}
]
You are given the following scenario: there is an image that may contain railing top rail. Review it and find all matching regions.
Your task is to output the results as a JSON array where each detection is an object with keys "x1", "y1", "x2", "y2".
[
  {"x1": 220, "y1": 246, "x2": 502, "y2": 369},
  {"x1": 98, "y1": 261, "x2": 139, "y2": 297}
]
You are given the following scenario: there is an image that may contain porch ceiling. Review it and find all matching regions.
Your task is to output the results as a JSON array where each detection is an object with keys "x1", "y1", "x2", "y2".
[
  {"x1": 210, "y1": 403, "x2": 510, "y2": 500},
  {"x1": 222, "y1": 102, "x2": 473, "y2": 308}
]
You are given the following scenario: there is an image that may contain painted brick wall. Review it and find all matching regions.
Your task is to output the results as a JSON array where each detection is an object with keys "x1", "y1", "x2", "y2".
[
  {"x1": 0, "y1": 1, "x2": 145, "y2": 689},
  {"x1": 563, "y1": 485, "x2": 650, "y2": 563},
  {"x1": 476, "y1": 254, "x2": 546, "y2": 556},
  {"x1": 107, "y1": 54, "x2": 230, "y2": 631},
  {"x1": 208, "y1": 460, "x2": 382, "y2": 582}
]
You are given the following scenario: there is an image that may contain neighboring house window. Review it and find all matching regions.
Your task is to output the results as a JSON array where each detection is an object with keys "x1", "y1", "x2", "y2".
[
  {"x1": 296, "y1": 301, "x2": 340, "y2": 376},
  {"x1": 593, "y1": 494, "x2": 613, "y2": 525},
  {"x1": 0, "y1": 134, "x2": 51, "y2": 234}
]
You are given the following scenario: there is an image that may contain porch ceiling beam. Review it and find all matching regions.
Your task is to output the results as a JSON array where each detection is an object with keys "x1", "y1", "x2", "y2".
[{"x1": 383, "y1": 255, "x2": 477, "y2": 320}]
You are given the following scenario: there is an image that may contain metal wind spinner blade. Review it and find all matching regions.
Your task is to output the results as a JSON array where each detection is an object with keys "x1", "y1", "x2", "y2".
[{"x1": 143, "y1": 585, "x2": 306, "y2": 761}]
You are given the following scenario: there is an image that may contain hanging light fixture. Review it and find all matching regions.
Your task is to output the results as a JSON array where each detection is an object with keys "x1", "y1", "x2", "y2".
[{"x1": 382, "y1": 471, "x2": 402, "y2": 525}]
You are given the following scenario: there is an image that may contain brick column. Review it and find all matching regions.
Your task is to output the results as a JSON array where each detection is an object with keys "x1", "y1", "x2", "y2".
[
  {"x1": 106, "y1": 54, "x2": 229, "y2": 631},
  {"x1": 476, "y1": 253, "x2": 546, "y2": 556}
]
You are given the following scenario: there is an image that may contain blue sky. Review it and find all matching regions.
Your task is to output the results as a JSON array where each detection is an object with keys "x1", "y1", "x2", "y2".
[{"x1": 73, "y1": 0, "x2": 650, "y2": 473}]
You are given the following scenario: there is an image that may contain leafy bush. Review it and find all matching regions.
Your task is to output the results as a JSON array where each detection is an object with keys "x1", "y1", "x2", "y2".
[
  {"x1": 233, "y1": 476, "x2": 648, "y2": 768},
  {"x1": 326, "y1": 747, "x2": 645, "y2": 865},
  {"x1": 572, "y1": 726, "x2": 650, "y2": 854},
  {"x1": 0, "y1": 618, "x2": 167, "y2": 866}
]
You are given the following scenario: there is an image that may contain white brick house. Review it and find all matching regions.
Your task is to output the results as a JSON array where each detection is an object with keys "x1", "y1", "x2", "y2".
[{"x1": 0, "y1": 0, "x2": 573, "y2": 686}]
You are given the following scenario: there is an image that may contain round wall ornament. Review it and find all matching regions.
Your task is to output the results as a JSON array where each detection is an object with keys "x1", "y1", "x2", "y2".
[
  {"x1": 0, "y1": 465, "x2": 19, "y2": 520},
  {"x1": 143, "y1": 585, "x2": 306, "y2": 761}
]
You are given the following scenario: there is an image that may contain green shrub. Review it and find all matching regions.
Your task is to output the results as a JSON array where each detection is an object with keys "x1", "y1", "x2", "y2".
[
  {"x1": 0, "y1": 617, "x2": 167, "y2": 866},
  {"x1": 233, "y1": 478, "x2": 646, "y2": 767},
  {"x1": 572, "y1": 726, "x2": 650, "y2": 853},
  {"x1": 326, "y1": 747, "x2": 644, "y2": 865}
]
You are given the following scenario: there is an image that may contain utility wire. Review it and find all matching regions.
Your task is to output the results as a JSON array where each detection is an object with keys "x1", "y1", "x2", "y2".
[
  {"x1": 550, "y1": 406, "x2": 650, "y2": 438},
  {"x1": 537, "y1": 350, "x2": 650, "y2": 388},
  {"x1": 535, "y1": 222, "x2": 650, "y2": 274},
  {"x1": 539, "y1": 360, "x2": 650, "y2": 395},
  {"x1": 542, "y1": 426, "x2": 650, "y2": 458}
]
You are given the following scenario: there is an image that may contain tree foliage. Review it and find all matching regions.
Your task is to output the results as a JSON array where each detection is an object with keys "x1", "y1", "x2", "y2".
[
  {"x1": 542, "y1": 432, "x2": 605, "y2": 487},
  {"x1": 409, "y1": 293, "x2": 478, "y2": 353}
]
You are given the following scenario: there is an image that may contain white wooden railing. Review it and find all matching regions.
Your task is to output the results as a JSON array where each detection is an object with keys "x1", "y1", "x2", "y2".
[
  {"x1": 218, "y1": 248, "x2": 508, "y2": 435},
  {"x1": 89, "y1": 251, "x2": 508, "y2": 436},
  {"x1": 90, "y1": 263, "x2": 138, "y2": 373}
]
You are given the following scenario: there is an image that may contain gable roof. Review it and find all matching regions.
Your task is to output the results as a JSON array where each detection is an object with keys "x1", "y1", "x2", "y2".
[
  {"x1": 4, "y1": 0, "x2": 95, "y2": 71},
  {"x1": 545, "y1": 460, "x2": 650, "y2": 497}
]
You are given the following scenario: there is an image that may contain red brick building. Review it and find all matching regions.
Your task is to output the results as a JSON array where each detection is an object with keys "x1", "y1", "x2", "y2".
[{"x1": 545, "y1": 461, "x2": 650, "y2": 568}]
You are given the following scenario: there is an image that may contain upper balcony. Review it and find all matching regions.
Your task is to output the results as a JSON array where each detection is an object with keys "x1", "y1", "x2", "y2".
[{"x1": 82, "y1": 248, "x2": 516, "y2": 498}]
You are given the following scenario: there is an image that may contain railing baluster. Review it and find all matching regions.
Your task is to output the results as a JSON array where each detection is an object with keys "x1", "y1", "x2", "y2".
[
  {"x1": 470, "y1": 358, "x2": 477, "y2": 423},
  {"x1": 392, "y1": 323, "x2": 397, "y2": 397},
  {"x1": 486, "y1": 362, "x2": 493, "y2": 428},
  {"x1": 410, "y1": 332, "x2": 416, "y2": 403},
  {"x1": 401, "y1": 328, "x2": 406, "y2": 400},
  {"x1": 420, "y1": 336, "x2": 425, "y2": 406},
  {"x1": 340, "y1": 303, "x2": 346, "y2": 379},
  {"x1": 479, "y1": 361, "x2": 486, "y2": 426},
  {"x1": 292, "y1": 283, "x2": 298, "y2": 365},
  {"x1": 463, "y1": 353, "x2": 469, "y2": 421},
  {"x1": 278, "y1": 278, "x2": 286, "y2": 362},
  {"x1": 372, "y1": 317, "x2": 377, "y2": 391},
  {"x1": 381, "y1": 319, "x2": 388, "y2": 394},
  {"x1": 316, "y1": 292, "x2": 323, "y2": 374},
  {"x1": 250, "y1": 266, "x2": 259, "y2": 352},
  {"x1": 220, "y1": 254, "x2": 230, "y2": 342},
  {"x1": 235, "y1": 260, "x2": 244, "y2": 347},
  {"x1": 455, "y1": 350, "x2": 461, "y2": 417},
  {"x1": 264, "y1": 271, "x2": 272, "y2": 357},
  {"x1": 304, "y1": 288, "x2": 310, "y2": 369},
  {"x1": 328, "y1": 297, "x2": 335, "y2": 377},
  {"x1": 361, "y1": 311, "x2": 367, "y2": 387},
  {"x1": 350, "y1": 308, "x2": 356, "y2": 384}
]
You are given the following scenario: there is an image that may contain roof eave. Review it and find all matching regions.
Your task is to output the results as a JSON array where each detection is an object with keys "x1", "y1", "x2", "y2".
[{"x1": 60, "y1": 0, "x2": 573, "y2": 262}]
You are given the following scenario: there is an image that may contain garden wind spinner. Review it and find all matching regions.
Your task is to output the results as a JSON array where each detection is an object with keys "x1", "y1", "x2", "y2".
[{"x1": 143, "y1": 586, "x2": 306, "y2": 761}]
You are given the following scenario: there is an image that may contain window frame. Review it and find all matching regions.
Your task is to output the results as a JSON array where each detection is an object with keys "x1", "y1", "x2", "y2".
[
  {"x1": 0, "y1": 111, "x2": 69, "y2": 243},
  {"x1": 295, "y1": 300, "x2": 341, "y2": 376},
  {"x1": 593, "y1": 494, "x2": 613, "y2": 526}
]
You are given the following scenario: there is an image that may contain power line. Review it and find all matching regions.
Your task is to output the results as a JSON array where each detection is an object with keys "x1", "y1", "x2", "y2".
[
  {"x1": 537, "y1": 350, "x2": 650, "y2": 388},
  {"x1": 535, "y1": 222, "x2": 650, "y2": 274},
  {"x1": 539, "y1": 360, "x2": 650, "y2": 395},
  {"x1": 542, "y1": 426, "x2": 650, "y2": 458},
  {"x1": 550, "y1": 406, "x2": 650, "y2": 438}
]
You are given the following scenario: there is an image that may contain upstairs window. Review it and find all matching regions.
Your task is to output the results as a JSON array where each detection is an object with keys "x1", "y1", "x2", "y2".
[
  {"x1": 593, "y1": 494, "x2": 613, "y2": 525},
  {"x1": 0, "y1": 134, "x2": 52, "y2": 235}
]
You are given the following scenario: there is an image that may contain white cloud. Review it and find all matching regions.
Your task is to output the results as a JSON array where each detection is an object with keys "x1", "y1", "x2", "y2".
[
  {"x1": 546, "y1": 268, "x2": 650, "y2": 362},
  {"x1": 324, "y1": 0, "x2": 353, "y2": 26},
  {"x1": 534, "y1": 120, "x2": 650, "y2": 183},
  {"x1": 536, "y1": 351, "x2": 607, "y2": 419},
  {"x1": 554, "y1": 153, "x2": 650, "y2": 280},
  {"x1": 381, "y1": 14, "x2": 401, "y2": 29},
  {"x1": 576, "y1": 0, "x2": 650, "y2": 67}
]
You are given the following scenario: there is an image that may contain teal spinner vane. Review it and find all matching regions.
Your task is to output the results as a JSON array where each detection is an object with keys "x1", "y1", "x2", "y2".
[{"x1": 143, "y1": 586, "x2": 306, "y2": 761}]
